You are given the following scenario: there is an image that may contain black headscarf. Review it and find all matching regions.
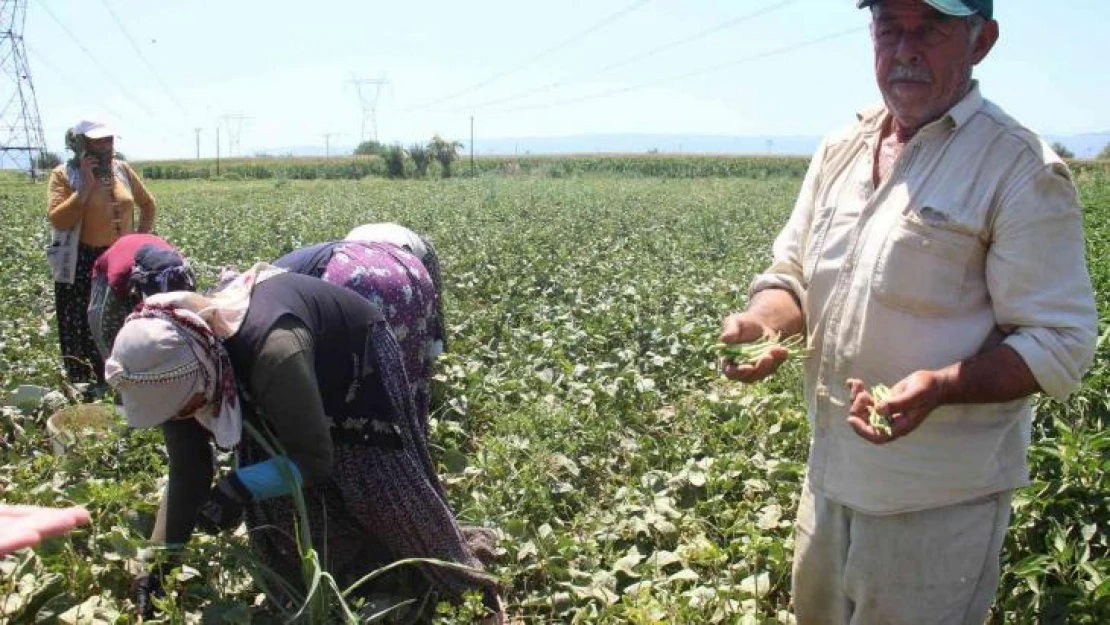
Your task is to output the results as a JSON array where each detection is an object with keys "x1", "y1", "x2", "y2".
[{"x1": 131, "y1": 245, "x2": 196, "y2": 298}]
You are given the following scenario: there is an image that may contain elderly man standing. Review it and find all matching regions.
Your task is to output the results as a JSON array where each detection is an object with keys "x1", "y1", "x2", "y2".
[{"x1": 718, "y1": 0, "x2": 1098, "y2": 622}]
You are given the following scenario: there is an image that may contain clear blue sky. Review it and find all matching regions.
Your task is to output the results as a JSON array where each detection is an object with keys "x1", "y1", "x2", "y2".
[{"x1": 22, "y1": 0, "x2": 1110, "y2": 160}]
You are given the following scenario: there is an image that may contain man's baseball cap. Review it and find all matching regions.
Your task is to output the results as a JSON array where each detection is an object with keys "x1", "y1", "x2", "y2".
[{"x1": 857, "y1": 0, "x2": 993, "y2": 20}]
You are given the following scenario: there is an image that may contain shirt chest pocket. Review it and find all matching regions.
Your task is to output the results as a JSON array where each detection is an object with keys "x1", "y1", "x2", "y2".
[{"x1": 872, "y1": 214, "x2": 984, "y2": 316}]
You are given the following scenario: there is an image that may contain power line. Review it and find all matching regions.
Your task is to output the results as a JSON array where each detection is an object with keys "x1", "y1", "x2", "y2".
[
  {"x1": 404, "y1": 0, "x2": 650, "y2": 112},
  {"x1": 25, "y1": 44, "x2": 129, "y2": 122},
  {"x1": 96, "y1": 0, "x2": 191, "y2": 117},
  {"x1": 33, "y1": 0, "x2": 160, "y2": 120},
  {"x1": 451, "y1": 0, "x2": 800, "y2": 113},
  {"x1": 487, "y1": 25, "x2": 866, "y2": 115},
  {"x1": 29, "y1": 0, "x2": 188, "y2": 154},
  {"x1": 25, "y1": 41, "x2": 183, "y2": 153}
]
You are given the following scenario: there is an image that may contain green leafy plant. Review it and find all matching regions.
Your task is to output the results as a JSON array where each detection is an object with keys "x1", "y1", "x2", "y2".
[{"x1": 1, "y1": 164, "x2": 1107, "y2": 623}]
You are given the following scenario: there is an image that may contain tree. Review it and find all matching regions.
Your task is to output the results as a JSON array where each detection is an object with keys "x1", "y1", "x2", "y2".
[
  {"x1": 1050, "y1": 141, "x2": 1074, "y2": 159},
  {"x1": 34, "y1": 151, "x2": 61, "y2": 170},
  {"x1": 1098, "y1": 143, "x2": 1110, "y2": 160},
  {"x1": 353, "y1": 140, "x2": 384, "y2": 157},
  {"x1": 428, "y1": 135, "x2": 462, "y2": 178},
  {"x1": 383, "y1": 144, "x2": 406, "y2": 179},
  {"x1": 408, "y1": 143, "x2": 432, "y2": 177}
]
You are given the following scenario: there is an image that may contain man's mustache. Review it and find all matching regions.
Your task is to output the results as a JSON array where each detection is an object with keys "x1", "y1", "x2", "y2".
[{"x1": 888, "y1": 65, "x2": 933, "y2": 83}]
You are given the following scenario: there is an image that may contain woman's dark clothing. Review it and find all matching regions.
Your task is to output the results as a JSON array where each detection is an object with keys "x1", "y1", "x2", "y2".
[
  {"x1": 274, "y1": 241, "x2": 442, "y2": 437},
  {"x1": 91, "y1": 233, "x2": 177, "y2": 296},
  {"x1": 226, "y1": 273, "x2": 409, "y2": 446},
  {"x1": 158, "y1": 418, "x2": 215, "y2": 548},
  {"x1": 163, "y1": 274, "x2": 496, "y2": 607},
  {"x1": 272, "y1": 242, "x2": 336, "y2": 278},
  {"x1": 55, "y1": 244, "x2": 107, "y2": 384}
]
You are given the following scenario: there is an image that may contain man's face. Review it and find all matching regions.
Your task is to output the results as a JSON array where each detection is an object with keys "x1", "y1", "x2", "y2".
[{"x1": 871, "y1": 0, "x2": 995, "y2": 132}]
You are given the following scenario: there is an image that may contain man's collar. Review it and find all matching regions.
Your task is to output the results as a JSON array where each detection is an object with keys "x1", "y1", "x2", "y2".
[{"x1": 945, "y1": 80, "x2": 983, "y2": 129}]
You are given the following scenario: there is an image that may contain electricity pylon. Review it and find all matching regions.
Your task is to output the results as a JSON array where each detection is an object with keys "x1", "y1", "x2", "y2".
[
  {"x1": 221, "y1": 113, "x2": 250, "y2": 157},
  {"x1": 348, "y1": 75, "x2": 388, "y2": 143},
  {"x1": 0, "y1": 0, "x2": 47, "y2": 178}
]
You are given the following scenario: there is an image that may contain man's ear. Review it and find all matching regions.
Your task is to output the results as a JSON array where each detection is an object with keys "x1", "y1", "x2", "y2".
[{"x1": 971, "y1": 19, "x2": 999, "y2": 66}]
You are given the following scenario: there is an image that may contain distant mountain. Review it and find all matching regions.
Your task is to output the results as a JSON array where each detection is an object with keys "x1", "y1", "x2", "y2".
[
  {"x1": 265, "y1": 131, "x2": 1109, "y2": 160},
  {"x1": 261, "y1": 135, "x2": 820, "y2": 158}
]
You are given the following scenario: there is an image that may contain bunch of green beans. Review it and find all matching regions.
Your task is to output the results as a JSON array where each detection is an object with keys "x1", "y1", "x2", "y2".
[
  {"x1": 712, "y1": 333, "x2": 807, "y2": 364},
  {"x1": 868, "y1": 384, "x2": 893, "y2": 436}
]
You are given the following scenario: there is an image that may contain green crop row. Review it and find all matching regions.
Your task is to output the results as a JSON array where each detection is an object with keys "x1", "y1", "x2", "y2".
[
  {"x1": 134, "y1": 154, "x2": 812, "y2": 181},
  {"x1": 0, "y1": 169, "x2": 1106, "y2": 622}
]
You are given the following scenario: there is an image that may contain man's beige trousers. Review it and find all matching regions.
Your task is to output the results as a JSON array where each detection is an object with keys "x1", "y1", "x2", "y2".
[{"x1": 792, "y1": 481, "x2": 1012, "y2": 624}]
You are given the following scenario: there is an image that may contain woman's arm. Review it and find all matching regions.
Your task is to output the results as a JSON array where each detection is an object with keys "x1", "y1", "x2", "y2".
[
  {"x1": 194, "y1": 321, "x2": 331, "y2": 533},
  {"x1": 125, "y1": 163, "x2": 156, "y2": 233},
  {"x1": 240, "y1": 317, "x2": 333, "y2": 494},
  {"x1": 46, "y1": 166, "x2": 87, "y2": 230},
  {"x1": 157, "y1": 417, "x2": 214, "y2": 546}
]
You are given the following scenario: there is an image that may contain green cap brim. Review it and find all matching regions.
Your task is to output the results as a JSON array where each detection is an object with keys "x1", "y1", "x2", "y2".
[{"x1": 857, "y1": 0, "x2": 992, "y2": 20}]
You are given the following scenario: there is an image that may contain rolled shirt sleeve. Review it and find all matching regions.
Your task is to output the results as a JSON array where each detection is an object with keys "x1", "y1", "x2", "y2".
[{"x1": 989, "y1": 161, "x2": 1099, "y2": 400}]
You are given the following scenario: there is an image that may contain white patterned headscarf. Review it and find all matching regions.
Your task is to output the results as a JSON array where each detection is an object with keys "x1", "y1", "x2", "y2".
[
  {"x1": 105, "y1": 306, "x2": 242, "y2": 449},
  {"x1": 146, "y1": 262, "x2": 285, "y2": 338}
]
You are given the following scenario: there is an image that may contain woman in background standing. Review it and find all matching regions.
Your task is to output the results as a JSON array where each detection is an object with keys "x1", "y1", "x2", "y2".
[{"x1": 46, "y1": 119, "x2": 156, "y2": 394}]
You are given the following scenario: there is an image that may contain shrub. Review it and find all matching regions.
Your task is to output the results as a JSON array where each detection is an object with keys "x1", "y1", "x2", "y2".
[
  {"x1": 409, "y1": 144, "x2": 432, "y2": 177},
  {"x1": 384, "y1": 144, "x2": 407, "y2": 179},
  {"x1": 35, "y1": 151, "x2": 61, "y2": 170},
  {"x1": 353, "y1": 140, "x2": 385, "y2": 157},
  {"x1": 429, "y1": 135, "x2": 462, "y2": 178}
]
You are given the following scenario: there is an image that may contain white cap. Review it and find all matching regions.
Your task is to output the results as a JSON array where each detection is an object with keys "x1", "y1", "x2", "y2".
[{"x1": 73, "y1": 119, "x2": 118, "y2": 140}]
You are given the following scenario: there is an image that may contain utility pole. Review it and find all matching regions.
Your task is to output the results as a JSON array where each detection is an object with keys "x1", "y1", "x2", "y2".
[
  {"x1": 0, "y1": 0, "x2": 48, "y2": 179},
  {"x1": 347, "y1": 75, "x2": 388, "y2": 143},
  {"x1": 469, "y1": 115, "x2": 475, "y2": 177},
  {"x1": 194, "y1": 128, "x2": 201, "y2": 160},
  {"x1": 215, "y1": 126, "x2": 220, "y2": 176},
  {"x1": 322, "y1": 132, "x2": 335, "y2": 159}
]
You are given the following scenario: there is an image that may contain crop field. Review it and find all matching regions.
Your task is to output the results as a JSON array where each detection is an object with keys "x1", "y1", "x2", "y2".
[{"x1": 1, "y1": 164, "x2": 1108, "y2": 623}]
